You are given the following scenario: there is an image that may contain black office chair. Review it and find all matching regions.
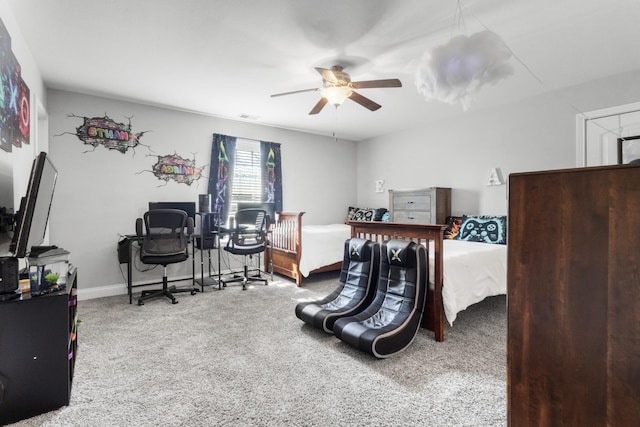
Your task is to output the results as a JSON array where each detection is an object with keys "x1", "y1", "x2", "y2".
[
  {"x1": 222, "y1": 208, "x2": 268, "y2": 290},
  {"x1": 136, "y1": 209, "x2": 195, "y2": 305}
]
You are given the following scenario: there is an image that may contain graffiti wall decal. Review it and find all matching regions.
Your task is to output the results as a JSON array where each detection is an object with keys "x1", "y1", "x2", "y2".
[
  {"x1": 63, "y1": 114, "x2": 148, "y2": 154},
  {"x1": 142, "y1": 153, "x2": 206, "y2": 186}
]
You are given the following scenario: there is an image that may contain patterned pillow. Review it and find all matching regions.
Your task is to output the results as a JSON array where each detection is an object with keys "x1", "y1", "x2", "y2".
[
  {"x1": 347, "y1": 207, "x2": 388, "y2": 222},
  {"x1": 443, "y1": 216, "x2": 464, "y2": 240},
  {"x1": 458, "y1": 215, "x2": 507, "y2": 244},
  {"x1": 347, "y1": 206, "x2": 360, "y2": 221}
]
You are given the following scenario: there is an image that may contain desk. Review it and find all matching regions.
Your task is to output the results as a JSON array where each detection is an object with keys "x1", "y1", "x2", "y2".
[{"x1": 118, "y1": 235, "x2": 195, "y2": 304}]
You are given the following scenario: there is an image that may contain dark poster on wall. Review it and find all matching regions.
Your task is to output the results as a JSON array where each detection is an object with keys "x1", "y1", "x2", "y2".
[{"x1": 0, "y1": 17, "x2": 30, "y2": 153}]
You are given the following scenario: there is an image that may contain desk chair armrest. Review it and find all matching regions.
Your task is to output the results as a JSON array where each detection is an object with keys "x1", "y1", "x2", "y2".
[
  {"x1": 187, "y1": 217, "x2": 194, "y2": 237},
  {"x1": 136, "y1": 217, "x2": 144, "y2": 243}
]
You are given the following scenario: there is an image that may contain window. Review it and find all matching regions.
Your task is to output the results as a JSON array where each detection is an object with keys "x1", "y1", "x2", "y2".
[
  {"x1": 230, "y1": 138, "x2": 261, "y2": 219},
  {"x1": 209, "y1": 134, "x2": 281, "y2": 228}
]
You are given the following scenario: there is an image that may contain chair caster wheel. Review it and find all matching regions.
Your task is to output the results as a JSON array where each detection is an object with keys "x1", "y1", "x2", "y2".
[
  {"x1": 191, "y1": 290, "x2": 197, "y2": 295},
  {"x1": 137, "y1": 300, "x2": 144, "y2": 306},
  {"x1": 172, "y1": 299, "x2": 178, "y2": 304}
]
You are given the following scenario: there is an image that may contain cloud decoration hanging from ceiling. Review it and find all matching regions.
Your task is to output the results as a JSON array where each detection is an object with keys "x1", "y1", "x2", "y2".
[{"x1": 414, "y1": 30, "x2": 514, "y2": 110}]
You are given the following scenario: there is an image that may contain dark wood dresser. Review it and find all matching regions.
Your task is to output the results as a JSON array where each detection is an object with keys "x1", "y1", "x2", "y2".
[{"x1": 507, "y1": 165, "x2": 640, "y2": 426}]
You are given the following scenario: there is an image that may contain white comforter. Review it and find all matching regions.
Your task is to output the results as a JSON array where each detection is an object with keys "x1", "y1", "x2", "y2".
[
  {"x1": 297, "y1": 225, "x2": 507, "y2": 327},
  {"x1": 431, "y1": 240, "x2": 507, "y2": 326},
  {"x1": 298, "y1": 224, "x2": 351, "y2": 277}
]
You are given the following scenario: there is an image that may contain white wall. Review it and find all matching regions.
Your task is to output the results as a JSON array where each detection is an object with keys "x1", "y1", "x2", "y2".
[
  {"x1": 356, "y1": 69, "x2": 640, "y2": 216},
  {"x1": 7, "y1": 0, "x2": 640, "y2": 298},
  {"x1": 46, "y1": 89, "x2": 357, "y2": 298}
]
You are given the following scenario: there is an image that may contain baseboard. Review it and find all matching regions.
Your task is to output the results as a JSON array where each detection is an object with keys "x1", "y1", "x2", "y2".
[
  {"x1": 75, "y1": 268, "x2": 277, "y2": 301},
  {"x1": 77, "y1": 283, "x2": 127, "y2": 301},
  {"x1": 76, "y1": 275, "x2": 194, "y2": 301}
]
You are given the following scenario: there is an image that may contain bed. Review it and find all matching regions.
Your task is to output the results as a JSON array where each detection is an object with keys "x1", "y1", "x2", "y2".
[
  {"x1": 348, "y1": 219, "x2": 507, "y2": 342},
  {"x1": 265, "y1": 212, "x2": 350, "y2": 286},
  {"x1": 267, "y1": 212, "x2": 507, "y2": 342}
]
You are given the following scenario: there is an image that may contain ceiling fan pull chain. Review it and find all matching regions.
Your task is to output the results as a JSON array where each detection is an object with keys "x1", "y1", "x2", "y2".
[{"x1": 333, "y1": 106, "x2": 338, "y2": 142}]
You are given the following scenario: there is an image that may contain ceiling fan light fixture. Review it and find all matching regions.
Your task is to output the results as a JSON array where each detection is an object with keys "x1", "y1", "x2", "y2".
[
  {"x1": 271, "y1": 65, "x2": 400, "y2": 114},
  {"x1": 322, "y1": 86, "x2": 352, "y2": 106}
]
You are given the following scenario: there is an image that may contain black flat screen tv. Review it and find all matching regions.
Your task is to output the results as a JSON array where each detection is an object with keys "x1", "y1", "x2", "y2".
[{"x1": 10, "y1": 152, "x2": 58, "y2": 258}]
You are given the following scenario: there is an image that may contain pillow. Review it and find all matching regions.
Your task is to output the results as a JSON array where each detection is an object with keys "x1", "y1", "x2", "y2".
[
  {"x1": 443, "y1": 216, "x2": 464, "y2": 240},
  {"x1": 347, "y1": 207, "x2": 388, "y2": 222},
  {"x1": 373, "y1": 208, "x2": 388, "y2": 221},
  {"x1": 347, "y1": 206, "x2": 359, "y2": 221},
  {"x1": 458, "y1": 215, "x2": 507, "y2": 244}
]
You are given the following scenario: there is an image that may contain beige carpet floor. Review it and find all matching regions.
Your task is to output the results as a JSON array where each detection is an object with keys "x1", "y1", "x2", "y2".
[{"x1": 10, "y1": 271, "x2": 506, "y2": 426}]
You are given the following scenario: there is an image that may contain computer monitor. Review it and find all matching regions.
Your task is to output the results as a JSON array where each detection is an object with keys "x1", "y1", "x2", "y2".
[
  {"x1": 236, "y1": 202, "x2": 276, "y2": 226},
  {"x1": 10, "y1": 152, "x2": 58, "y2": 258}
]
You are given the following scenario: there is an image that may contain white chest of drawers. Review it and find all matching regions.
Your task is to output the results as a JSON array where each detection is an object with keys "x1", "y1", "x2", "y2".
[{"x1": 388, "y1": 187, "x2": 451, "y2": 224}]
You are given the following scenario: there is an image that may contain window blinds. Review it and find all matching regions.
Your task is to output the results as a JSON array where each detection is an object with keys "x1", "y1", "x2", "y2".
[{"x1": 231, "y1": 138, "x2": 261, "y2": 214}]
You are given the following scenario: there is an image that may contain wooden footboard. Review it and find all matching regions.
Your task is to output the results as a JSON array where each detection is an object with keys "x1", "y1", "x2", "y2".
[{"x1": 347, "y1": 220, "x2": 447, "y2": 342}]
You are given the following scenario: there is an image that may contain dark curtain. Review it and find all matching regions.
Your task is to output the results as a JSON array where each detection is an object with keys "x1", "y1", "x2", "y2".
[
  {"x1": 260, "y1": 140, "x2": 283, "y2": 212},
  {"x1": 208, "y1": 133, "x2": 236, "y2": 226}
]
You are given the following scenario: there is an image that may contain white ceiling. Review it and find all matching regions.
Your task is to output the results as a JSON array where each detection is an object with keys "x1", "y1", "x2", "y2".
[{"x1": 8, "y1": 0, "x2": 640, "y2": 141}]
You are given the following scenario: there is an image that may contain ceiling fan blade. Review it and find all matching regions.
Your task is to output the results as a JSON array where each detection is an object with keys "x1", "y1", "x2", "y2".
[
  {"x1": 309, "y1": 97, "x2": 328, "y2": 115},
  {"x1": 351, "y1": 78, "x2": 402, "y2": 89},
  {"x1": 315, "y1": 67, "x2": 338, "y2": 84},
  {"x1": 271, "y1": 88, "x2": 319, "y2": 97},
  {"x1": 348, "y1": 91, "x2": 381, "y2": 111}
]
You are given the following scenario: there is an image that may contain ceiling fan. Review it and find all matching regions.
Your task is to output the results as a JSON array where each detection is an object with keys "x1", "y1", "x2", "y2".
[{"x1": 270, "y1": 65, "x2": 402, "y2": 115}]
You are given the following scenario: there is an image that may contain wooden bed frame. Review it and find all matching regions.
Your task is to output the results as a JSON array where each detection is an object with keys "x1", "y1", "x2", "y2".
[
  {"x1": 266, "y1": 212, "x2": 448, "y2": 341},
  {"x1": 265, "y1": 212, "x2": 342, "y2": 287}
]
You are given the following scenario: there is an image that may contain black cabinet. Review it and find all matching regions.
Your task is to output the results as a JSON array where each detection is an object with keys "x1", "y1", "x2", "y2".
[{"x1": 0, "y1": 266, "x2": 77, "y2": 425}]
